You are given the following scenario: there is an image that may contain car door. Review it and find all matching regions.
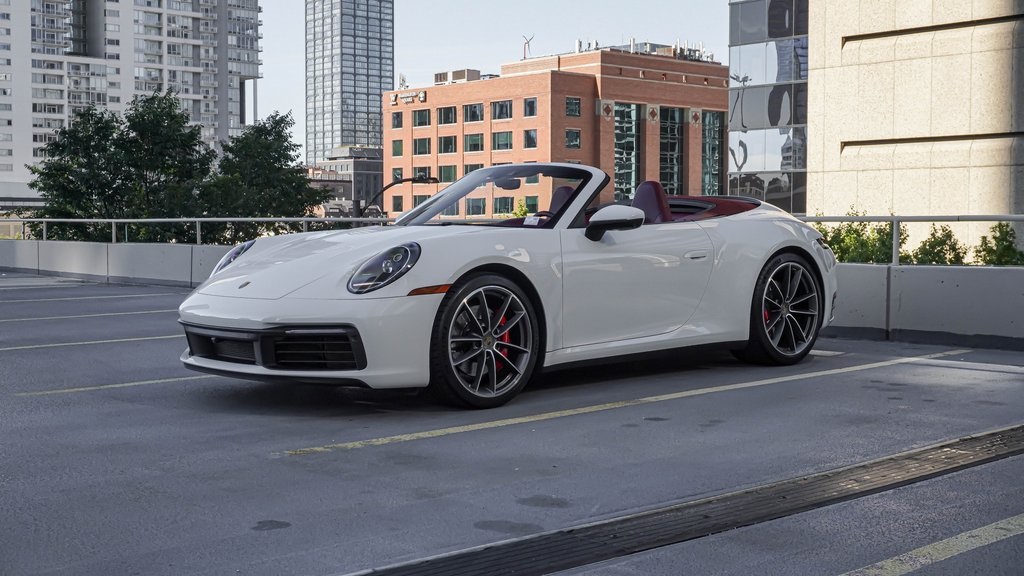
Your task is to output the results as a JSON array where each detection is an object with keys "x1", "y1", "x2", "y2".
[{"x1": 559, "y1": 221, "x2": 714, "y2": 349}]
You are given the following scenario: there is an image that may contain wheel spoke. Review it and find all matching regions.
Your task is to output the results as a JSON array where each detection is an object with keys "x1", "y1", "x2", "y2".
[
  {"x1": 451, "y1": 335, "x2": 482, "y2": 343},
  {"x1": 485, "y1": 351, "x2": 498, "y2": 393},
  {"x1": 452, "y1": 347, "x2": 484, "y2": 367},
  {"x1": 770, "y1": 317, "x2": 786, "y2": 346},
  {"x1": 494, "y1": 310, "x2": 525, "y2": 337},
  {"x1": 764, "y1": 296, "x2": 783, "y2": 309},
  {"x1": 788, "y1": 314, "x2": 808, "y2": 343},
  {"x1": 490, "y1": 293, "x2": 513, "y2": 333},
  {"x1": 785, "y1": 316, "x2": 800, "y2": 350},
  {"x1": 787, "y1": 266, "x2": 803, "y2": 301},
  {"x1": 470, "y1": 354, "x2": 486, "y2": 392},
  {"x1": 765, "y1": 311, "x2": 784, "y2": 332},
  {"x1": 790, "y1": 292, "x2": 816, "y2": 306},
  {"x1": 460, "y1": 300, "x2": 485, "y2": 335},
  {"x1": 790, "y1": 308, "x2": 817, "y2": 316},
  {"x1": 501, "y1": 342, "x2": 530, "y2": 354},
  {"x1": 475, "y1": 291, "x2": 493, "y2": 332},
  {"x1": 496, "y1": 349, "x2": 523, "y2": 375}
]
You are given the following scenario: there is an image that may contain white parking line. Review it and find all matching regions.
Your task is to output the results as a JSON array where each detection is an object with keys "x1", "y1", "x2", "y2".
[
  {"x1": 0, "y1": 309, "x2": 177, "y2": 323},
  {"x1": 14, "y1": 375, "x2": 216, "y2": 396},
  {"x1": 283, "y1": 348, "x2": 969, "y2": 456},
  {"x1": 810, "y1": 349, "x2": 845, "y2": 357},
  {"x1": 0, "y1": 292, "x2": 186, "y2": 304},
  {"x1": 839, "y1": 511, "x2": 1024, "y2": 576},
  {"x1": 0, "y1": 334, "x2": 184, "y2": 352}
]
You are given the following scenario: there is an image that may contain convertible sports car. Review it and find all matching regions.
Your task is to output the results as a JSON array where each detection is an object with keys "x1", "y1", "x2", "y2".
[{"x1": 179, "y1": 163, "x2": 838, "y2": 408}]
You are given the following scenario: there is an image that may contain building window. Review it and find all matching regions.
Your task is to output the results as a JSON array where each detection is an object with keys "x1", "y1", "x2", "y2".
[
  {"x1": 492, "y1": 131, "x2": 513, "y2": 151},
  {"x1": 565, "y1": 129, "x2": 581, "y2": 149},
  {"x1": 392, "y1": 167, "x2": 403, "y2": 182},
  {"x1": 391, "y1": 112, "x2": 402, "y2": 129},
  {"x1": 414, "y1": 166, "x2": 431, "y2": 179},
  {"x1": 566, "y1": 97, "x2": 581, "y2": 117},
  {"x1": 660, "y1": 107, "x2": 684, "y2": 195},
  {"x1": 525, "y1": 196, "x2": 539, "y2": 212},
  {"x1": 466, "y1": 198, "x2": 486, "y2": 215},
  {"x1": 437, "y1": 106, "x2": 456, "y2": 125},
  {"x1": 464, "y1": 163, "x2": 483, "y2": 175},
  {"x1": 392, "y1": 195, "x2": 404, "y2": 212},
  {"x1": 438, "y1": 165, "x2": 457, "y2": 182},
  {"x1": 413, "y1": 109, "x2": 430, "y2": 127},
  {"x1": 413, "y1": 194, "x2": 430, "y2": 207},
  {"x1": 463, "y1": 103, "x2": 484, "y2": 122},
  {"x1": 702, "y1": 110, "x2": 725, "y2": 196},
  {"x1": 391, "y1": 139, "x2": 403, "y2": 157},
  {"x1": 491, "y1": 100, "x2": 512, "y2": 120},
  {"x1": 438, "y1": 135, "x2": 457, "y2": 154},
  {"x1": 614, "y1": 103, "x2": 642, "y2": 200},
  {"x1": 464, "y1": 133, "x2": 484, "y2": 152},
  {"x1": 523, "y1": 129, "x2": 537, "y2": 149},
  {"x1": 493, "y1": 196, "x2": 514, "y2": 214},
  {"x1": 524, "y1": 97, "x2": 537, "y2": 117},
  {"x1": 526, "y1": 173, "x2": 539, "y2": 184},
  {"x1": 413, "y1": 137, "x2": 430, "y2": 155}
]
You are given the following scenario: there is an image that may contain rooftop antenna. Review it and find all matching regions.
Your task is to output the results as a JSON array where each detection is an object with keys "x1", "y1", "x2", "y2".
[{"x1": 522, "y1": 34, "x2": 534, "y2": 59}]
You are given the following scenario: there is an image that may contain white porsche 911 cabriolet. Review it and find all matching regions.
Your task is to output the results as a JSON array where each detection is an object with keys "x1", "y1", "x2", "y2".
[{"x1": 179, "y1": 163, "x2": 837, "y2": 408}]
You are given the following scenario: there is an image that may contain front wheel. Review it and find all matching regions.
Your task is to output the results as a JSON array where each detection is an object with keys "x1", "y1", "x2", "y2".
[
  {"x1": 734, "y1": 253, "x2": 822, "y2": 365},
  {"x1": 429, "y1": 274, "x2": 540, "y2": 408}
]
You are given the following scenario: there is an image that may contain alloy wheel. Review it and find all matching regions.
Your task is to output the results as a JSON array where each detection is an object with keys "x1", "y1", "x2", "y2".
[{"x1": 761, "y1": 261, "x2": 820, "y2": 356}]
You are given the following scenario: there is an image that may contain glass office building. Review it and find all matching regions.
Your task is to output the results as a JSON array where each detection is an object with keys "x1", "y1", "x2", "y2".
[
  {"x1": 727, "y1": 0, "x2": 808, "y2": 213},
  {"x1": 305, "y1": 0, "x2": 394, "y2": 165}
]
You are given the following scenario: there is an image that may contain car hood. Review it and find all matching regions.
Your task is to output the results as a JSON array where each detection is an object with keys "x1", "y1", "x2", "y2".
[{"x1": 198, "y1": 225, "x2": 485, "y2": 300}]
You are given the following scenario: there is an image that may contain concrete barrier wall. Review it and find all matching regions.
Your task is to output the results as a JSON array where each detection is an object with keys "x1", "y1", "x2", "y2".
[
  {"x1": 0, "y1": 240, "x2": 230, "y2": 287},
  {"x1": 2, "y1": 239, "x2": 1023, "y2": 348}
]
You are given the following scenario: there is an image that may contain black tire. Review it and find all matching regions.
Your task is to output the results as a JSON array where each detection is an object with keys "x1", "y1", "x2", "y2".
[
  {"x1": 733, "y1": 253, "x2": 822, "y2": 365},
  {"x1": 428, "y1": 273, "x2": 541, "y2": 408}
]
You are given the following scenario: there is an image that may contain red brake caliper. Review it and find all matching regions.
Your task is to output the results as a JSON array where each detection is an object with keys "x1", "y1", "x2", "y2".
[{"x1": 495, "y1": 316, "x2": 511, "y2": 371}]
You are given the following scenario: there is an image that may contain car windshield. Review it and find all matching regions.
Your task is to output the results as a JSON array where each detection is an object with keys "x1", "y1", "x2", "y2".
[{"x1": 395, "y1": 164, "x2": 595, "y2": 228}]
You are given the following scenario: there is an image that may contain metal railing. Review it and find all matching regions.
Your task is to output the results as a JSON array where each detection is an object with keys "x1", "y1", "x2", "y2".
[
  {"x1": 2, "y1": 214, "x2": 1023, "y2": 266},
  {"x1": 803, "y1": 215, "x2": 1024, "y2": 265}
]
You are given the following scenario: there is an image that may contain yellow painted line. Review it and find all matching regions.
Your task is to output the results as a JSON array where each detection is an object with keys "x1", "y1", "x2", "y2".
[
  {"x1": 839, "y1": 512, "x2": 1024, "y2": 576},
  {"x1": 15, "y1": 375, "x2": 216, "y2": 397},
  {"x1": 0, "y1": 334, "x2": 184, "y2": 352},
  {"x1": 0, "y1": 309, "x2": 176, "y2": 323},
  {"x1": 283, "y1": 348, "x2": 969, "y2": 456},
  {"x1": 0, "y1": 292, "x2": 186, "y2": 303}
]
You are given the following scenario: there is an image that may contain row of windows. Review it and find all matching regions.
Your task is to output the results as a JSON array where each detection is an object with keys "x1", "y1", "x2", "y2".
[
  {"x1": 393, "y1": 129, "x2": 580, "y2": 156},
  {"x1": 391, "y1": 192, "x2": 539, "y2": 215},
  {"x1": 391, "y1": 163, "x2": 546, "y2": 186},
  {"x1": 392, "y1": 96, "x2": 579, "y2": 129}
]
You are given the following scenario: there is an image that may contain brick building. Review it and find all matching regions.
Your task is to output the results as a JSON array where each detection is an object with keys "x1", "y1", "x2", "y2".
[{"x1": 381, "y1": 44, "x2": 729, "y2": 218}]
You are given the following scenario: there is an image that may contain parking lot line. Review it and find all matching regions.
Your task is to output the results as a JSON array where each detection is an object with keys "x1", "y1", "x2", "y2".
[
  {"x1": 839, "y1": 511, "x2": 1024, "y2": 576},
  {"x1": 0, "y1": 292, "x2": 186, "y2": 304},
  {"x1": 283, "y1": 348, "x2": 969, "y2": 456},
  {"x1": 14, "y1": 375, "x2": 215, "y2": 397},
  {"x1": 0, "y1": 334, "x2": 184, "y2": 352},
  {"x1": 0, "y1": 310, "x2": 177, "y2": 323}
]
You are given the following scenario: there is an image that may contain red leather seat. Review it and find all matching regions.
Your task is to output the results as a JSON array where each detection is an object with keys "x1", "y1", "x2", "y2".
[{"x1": 631, "y1": 181, "x2": 673, "y2": 224}]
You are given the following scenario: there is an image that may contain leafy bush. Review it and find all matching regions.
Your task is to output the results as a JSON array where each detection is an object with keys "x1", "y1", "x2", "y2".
[
  {"x1": 975, "y1": 222, "x2": 1024, "y2": 265},
  {"x1": 911, "y1": 224, "x2": 968, "y2": 265},
  {"x1": 812, "y1": 211, "x2": 910, "y2": 263}
]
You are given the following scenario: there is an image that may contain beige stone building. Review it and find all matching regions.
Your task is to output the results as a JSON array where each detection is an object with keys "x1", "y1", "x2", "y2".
[{"x1": 807, "y1": 0, "x2": 1023, "y2": 244}]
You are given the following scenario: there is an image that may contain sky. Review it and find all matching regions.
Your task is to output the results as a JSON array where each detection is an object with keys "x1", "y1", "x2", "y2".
[{"x1": 257, "y1": 0, "x2": 730, "y2": 160}]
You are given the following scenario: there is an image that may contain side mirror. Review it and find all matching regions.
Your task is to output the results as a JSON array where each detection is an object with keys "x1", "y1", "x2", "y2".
[{"x1": 585, "y1": 205, "x2": 645, "y2": 241}]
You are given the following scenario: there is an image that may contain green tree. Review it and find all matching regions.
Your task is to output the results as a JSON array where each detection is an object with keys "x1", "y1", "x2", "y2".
[
  {"x1": 975, "y1": 222, "x2": 1024, "y2": 265},
  {"x1": 813, "y1": 210, "x2": 910, "y2": 263},
  {"x1": 911, "y1": 224, "x2": 968, "y2": 265},
  {"x1": 29, "y1": 92, "x2": 215, "y2": 242},
  {"x1": 512, "y1": 200, "x2": 529, "y2": 218},
  {"x1": 199, "y1": 112, "x2": 330, "y2": 244}
]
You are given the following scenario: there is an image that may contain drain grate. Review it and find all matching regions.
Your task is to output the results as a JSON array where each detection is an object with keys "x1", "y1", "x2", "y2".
[{"x1": 349, "y1": 425, "x2": 1024, "y2": 576}]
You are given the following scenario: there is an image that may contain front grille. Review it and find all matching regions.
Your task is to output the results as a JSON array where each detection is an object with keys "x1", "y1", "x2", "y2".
[
  {"x1": 183, "y1": 324, "x2": 366, "y2": 371},
  {"x1": 272, "y1": 335, "x2": 359, "y2": 370}
]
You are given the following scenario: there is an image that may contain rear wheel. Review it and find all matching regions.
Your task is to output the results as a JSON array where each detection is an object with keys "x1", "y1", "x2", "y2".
[
  {"x1": 734, "y1": 253, "x2": 821, "y2": 365},
  {"x1": 429, "y1": 274, "x2": 540, "y2": 408}
]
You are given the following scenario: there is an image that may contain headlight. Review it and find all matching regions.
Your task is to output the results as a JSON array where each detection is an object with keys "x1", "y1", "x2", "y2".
[
  {"x1": 348, "y1": 243, "x2": 421, "y2": 294},
  {"x1": 213, "y1": 239, "x2": 256, "y2": 275}
]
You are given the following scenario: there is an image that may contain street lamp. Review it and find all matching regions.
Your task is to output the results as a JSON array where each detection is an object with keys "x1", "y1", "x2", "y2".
[{"x1": 360, "y1": 174, "x2": 439, "y2": 218}]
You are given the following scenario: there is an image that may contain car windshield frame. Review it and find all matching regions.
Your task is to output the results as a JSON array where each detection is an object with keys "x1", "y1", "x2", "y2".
[{"x1": 394, "y1": 164, "x2": 597, "y2": 228}]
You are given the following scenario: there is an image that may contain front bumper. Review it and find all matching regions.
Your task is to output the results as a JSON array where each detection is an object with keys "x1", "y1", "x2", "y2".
[{"x1": 178, "y1": 291, "x2": 445, "y2": 388}]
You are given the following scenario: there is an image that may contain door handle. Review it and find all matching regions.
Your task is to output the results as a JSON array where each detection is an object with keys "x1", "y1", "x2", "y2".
[{"x1": 684, "y1": 250, "x2": 709, "y2": 260}]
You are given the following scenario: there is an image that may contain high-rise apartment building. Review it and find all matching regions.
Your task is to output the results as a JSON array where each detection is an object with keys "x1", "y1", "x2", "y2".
[
  {"x1": 0, "y1": 0, "x2": 262, "y2": 209},
  {"x1": 305, "y1": 0, "x2": 394, "y2": 165}
]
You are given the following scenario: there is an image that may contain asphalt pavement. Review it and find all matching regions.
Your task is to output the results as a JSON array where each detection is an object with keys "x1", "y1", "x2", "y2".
[{"x1": 1, "y1": 272, "x2": 1021, "y2": 576}]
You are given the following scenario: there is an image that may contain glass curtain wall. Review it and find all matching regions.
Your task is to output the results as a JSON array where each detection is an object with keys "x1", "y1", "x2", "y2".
[
  {"x1": 702, "y1": 111, "x2": 725, "y2": 196},
  {"x1": 727, "y1": 0, "x2": 808, "y2": 213},
  {"x1": 660, "y1": 107, "x2": 684, "y2": 196},
  {"x1": 614, "y1": 103, "x2": 642, "y2": 200}
]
